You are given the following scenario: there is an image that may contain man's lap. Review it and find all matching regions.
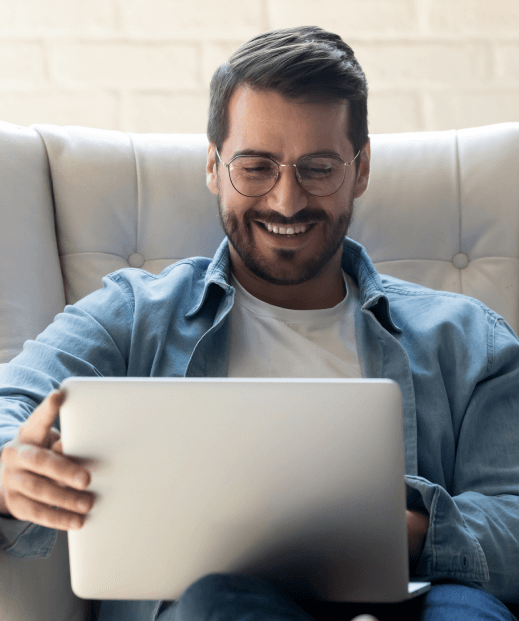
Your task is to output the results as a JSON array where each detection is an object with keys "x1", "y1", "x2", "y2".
[
  {"x1": 156, "y1": 574, "x2": 518, "y2": 621},
  {"x1": 297, "y1": 582, "x2": 518, "y2": 621}
]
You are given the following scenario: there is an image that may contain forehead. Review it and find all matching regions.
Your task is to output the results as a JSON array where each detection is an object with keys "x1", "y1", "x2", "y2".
[{"x1": 225, "y1": 86, "x2": 352, "y2": 158}]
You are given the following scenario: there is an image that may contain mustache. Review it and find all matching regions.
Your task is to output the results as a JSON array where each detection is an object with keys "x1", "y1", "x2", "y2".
[{"x1": 243, "y1": 209, "x2": 329, "y2": 227}]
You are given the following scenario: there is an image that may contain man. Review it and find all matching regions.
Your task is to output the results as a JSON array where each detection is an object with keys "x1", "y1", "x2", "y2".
[{"x1": 0, "y1": 25, "x2": 518, "y2": 621}]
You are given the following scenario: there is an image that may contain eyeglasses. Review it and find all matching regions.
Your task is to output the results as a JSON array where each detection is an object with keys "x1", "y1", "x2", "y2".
[{"x1": 215, "y1": 147, "x2": 360, "y2": 198}]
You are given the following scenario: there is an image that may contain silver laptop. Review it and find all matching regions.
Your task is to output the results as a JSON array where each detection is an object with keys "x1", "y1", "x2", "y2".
[{"x1": 59, "y1": 377, "x2": 431, "y2": 603}]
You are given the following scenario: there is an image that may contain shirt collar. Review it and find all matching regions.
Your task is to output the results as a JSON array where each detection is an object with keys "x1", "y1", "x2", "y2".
[
  {"x1": 186, "y1": 236, "x2": 402, "y2": 333},
  {"x1": 340, "y1": 236, "x2": 402, "y2": 333}
]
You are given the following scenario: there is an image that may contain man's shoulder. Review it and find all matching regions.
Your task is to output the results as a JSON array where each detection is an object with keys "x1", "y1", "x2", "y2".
[
  {"x1": 78, "y1": 256, "x2": 218, "y2": 320},
  {"x1": 106, "y1": 256, "x2": 212, "y2": 295},
  {"x1": 378, "y1": 273, "x2": 503, "y2": 323}
]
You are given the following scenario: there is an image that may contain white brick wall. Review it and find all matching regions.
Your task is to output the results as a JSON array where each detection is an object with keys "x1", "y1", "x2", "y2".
[{"x1": 0, "y1": 0, "x2": 517, "y2": 134}]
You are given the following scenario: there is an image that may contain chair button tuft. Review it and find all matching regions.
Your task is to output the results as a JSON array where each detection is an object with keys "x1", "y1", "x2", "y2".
[
  {"x1": 452, "y1": 253, "x2": 469, "y2": 270},
  {"x1": 128, "y1": 252, "x2": 145, "y2": 268}
]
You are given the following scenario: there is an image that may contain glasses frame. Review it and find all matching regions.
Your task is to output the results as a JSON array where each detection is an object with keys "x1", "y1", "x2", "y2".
[{"x1": 215, "y1": 147, "x2": 361, "y2": 198}]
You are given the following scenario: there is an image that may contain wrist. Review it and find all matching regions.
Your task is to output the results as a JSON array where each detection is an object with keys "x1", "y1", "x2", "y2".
[
  {"x1": 407, "y1": 509, "x2": 429, "y2": 569},
  {"x1": 0, "y1": 486, "x2": 13, "y2": 518}
]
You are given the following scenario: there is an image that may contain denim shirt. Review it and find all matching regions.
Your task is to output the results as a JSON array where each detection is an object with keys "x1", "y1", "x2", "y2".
[{"x1": 1, "y1": 236, "x2": 519, "y2": 620}]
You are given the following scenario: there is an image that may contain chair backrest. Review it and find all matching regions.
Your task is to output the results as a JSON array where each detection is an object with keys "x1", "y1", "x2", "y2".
[
  {"x1": 1, "y1": 121, "x2": 519, "y2": 370},
  {"x1": 1, "y1": 121, "x2": 519, "y2": 621}
]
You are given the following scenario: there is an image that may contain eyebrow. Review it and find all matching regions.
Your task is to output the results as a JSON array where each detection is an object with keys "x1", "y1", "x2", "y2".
[{"x1": 232, "y1": 148, "x2": 343, "y2": 160}]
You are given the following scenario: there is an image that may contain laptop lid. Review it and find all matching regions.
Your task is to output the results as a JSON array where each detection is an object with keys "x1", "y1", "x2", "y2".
[{"x1": 59, "y1": 377, "x2": 430, "y2": 603}]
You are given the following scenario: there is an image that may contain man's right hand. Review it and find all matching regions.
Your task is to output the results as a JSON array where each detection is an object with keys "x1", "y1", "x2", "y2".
[{"x1": 0, "y1": 389, "x2": 95, "y2": 531}]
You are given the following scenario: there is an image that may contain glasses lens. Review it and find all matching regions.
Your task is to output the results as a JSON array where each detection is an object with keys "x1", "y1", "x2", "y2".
[
  {"x1": 296, "y1": 157, "x2": 345, "y2": 196},
  {"x1": 229, "y1": 157, "x2": 278, "y2": 196},
  {"x1": 228, "y1": 155, "x2": 346, "y2": 197}
]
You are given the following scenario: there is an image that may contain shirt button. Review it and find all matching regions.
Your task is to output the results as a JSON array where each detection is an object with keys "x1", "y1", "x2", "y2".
[
  {"x1": 128, "y1": 252, "x2": 145, "y2": 268},
  {"x1": 452, "y1": 253, "x2": 469, "y2": 269}
]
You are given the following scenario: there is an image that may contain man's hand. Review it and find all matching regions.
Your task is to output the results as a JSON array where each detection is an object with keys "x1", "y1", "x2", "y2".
[
  {"x1": 407, "y1": 508, "x2": 429, "y2": 571},
  {"x1": 0, "y1": 389, "x2": 96, "y2": 530}
]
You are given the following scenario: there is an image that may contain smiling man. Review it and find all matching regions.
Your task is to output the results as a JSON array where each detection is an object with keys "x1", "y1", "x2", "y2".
[
  {"x1": 1, "y1": 25, "x2": 519, "y2": 621},
  {"x1": 207, "y1": 88, "x2": 368, "y2": 311}
]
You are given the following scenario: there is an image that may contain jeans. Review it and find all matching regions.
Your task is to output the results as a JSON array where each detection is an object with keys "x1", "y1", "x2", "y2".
[{"x1": 155, "y1": 573, "x2": 519, "y2": 621}]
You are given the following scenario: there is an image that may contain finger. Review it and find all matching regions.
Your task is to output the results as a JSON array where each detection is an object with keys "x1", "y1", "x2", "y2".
[
  {"x1": 49, "y1": 426, "x2": 62, "y2": 454},
  {"x1": 4, "y1": 444, "x2": 90, "y2": 492},
  {"x1": 51, "y1": 439, "x2": 63, "y2": 454},
  {"x1": 12, "y1": 469, "x2": 93, "y2": 515},
  {"x1": 4, "y1": 466, "x2": 95, "y2": 526},
  {"x1": 6, "y1": 488, "x2": 87, "y2": 532},
  {"x1": 18, "y1": 389, "x2": 66, "y2": 448}
]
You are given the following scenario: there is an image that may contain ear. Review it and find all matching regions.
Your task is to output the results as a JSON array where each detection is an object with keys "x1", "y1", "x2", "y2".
[
  {"x1": 206, "y1": 143, "x2": 218, "y2": 196},
  {"x1": 353, "y1": 138, "x2": 371, "y2": 199}
]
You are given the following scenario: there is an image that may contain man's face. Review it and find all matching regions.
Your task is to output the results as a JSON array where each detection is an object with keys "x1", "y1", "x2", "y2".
[{"x1": 206, "y1": 87, "x2": 370, "y2": 288}]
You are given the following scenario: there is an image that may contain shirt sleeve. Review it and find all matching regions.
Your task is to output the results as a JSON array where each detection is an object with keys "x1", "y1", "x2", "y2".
[
  {"x1": 0, "y1": 273, "x2": 134, "y2": 558},
  {"x1": 406, "y1": 316, "x2": 519, "y2": 604}
]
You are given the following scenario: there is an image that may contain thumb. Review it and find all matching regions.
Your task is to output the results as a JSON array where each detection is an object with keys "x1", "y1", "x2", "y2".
[
  {"x1": 18, "y1": 389, "x2": 66, "y2": 449},
  {"x1": 49, "y1": 427, "x2": 63, "y2": 454}
]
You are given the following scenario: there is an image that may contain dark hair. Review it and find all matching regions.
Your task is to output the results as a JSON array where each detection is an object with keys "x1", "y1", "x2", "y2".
[{"x1": 207, "y1": 26, "x2": 369, "y2": 173}]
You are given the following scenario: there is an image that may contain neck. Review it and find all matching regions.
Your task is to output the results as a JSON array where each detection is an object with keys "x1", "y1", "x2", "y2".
[{"x1": 230, "y1": 254, "x2": 346, "y2": 311}]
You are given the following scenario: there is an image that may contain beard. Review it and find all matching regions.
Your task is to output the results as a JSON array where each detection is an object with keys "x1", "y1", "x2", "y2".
[{"x1": 216, "y1": 189, "x2": 355, "y2": 287}]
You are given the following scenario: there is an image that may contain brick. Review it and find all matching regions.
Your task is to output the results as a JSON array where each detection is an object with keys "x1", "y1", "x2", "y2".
[
  {"x1": 366, "y1": 91, "x2": 422, "y2": 134},
  {"x1": 0, "y1": 0, "x2": 117, "y2": 37},
  {"x1": 494, "y1": 45, "x2": 519, "y2": 83},
  {"x1": 201, "y1": 42, "x2": 246, "y2": 88},
  {"x1": 126, "y1": 91, "x2": 210, "y2": 133},
  {"x1": 353, "y1": 42, "x2": 491, "y2": 89},
  {"x1": 120, "y1": 0, "x2": 265, "y2": 40},
  {"x1": 0, "y1": 42, "x2": 47, "y2": 89},
  {"x1": 267, "y1": 0, "x2": 419, "y2": 36},
  {"x1": 425, "y1": 0, "x2": 519, "y2": 35},
  {"x1": 425, "y1": 90, "x2": 519, "y2": 131},
  {"x1": 49, "y1": 42, "x2": 200, "y2": 89},
  {"x1": 0, "y1": 91, "x2": 119, "y2": 130}
]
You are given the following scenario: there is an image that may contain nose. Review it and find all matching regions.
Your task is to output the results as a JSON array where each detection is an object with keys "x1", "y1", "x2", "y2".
[{"x1": 265, "y1": 164, "x2": 308, "y2": 218}]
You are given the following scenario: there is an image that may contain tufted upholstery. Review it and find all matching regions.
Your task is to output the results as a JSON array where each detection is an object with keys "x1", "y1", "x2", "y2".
[{"x1": 0, "y1": 120, "x2": 518, "y2": 621}]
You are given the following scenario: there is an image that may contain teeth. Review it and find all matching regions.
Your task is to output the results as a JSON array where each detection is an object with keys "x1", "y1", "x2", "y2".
[{"x1": 265, "y1": 223, "x2": 308, "y2": 235}]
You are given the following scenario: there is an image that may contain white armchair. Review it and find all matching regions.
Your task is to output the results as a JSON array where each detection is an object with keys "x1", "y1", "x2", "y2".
[{"x1": 1, "y1": 120, "x2": 518, "y2": 621}]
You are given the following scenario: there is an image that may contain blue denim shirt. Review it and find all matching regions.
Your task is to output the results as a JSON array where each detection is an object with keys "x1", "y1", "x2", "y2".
[{"x1": 1, "y1": 236, "x2": 519, "y2": 620}]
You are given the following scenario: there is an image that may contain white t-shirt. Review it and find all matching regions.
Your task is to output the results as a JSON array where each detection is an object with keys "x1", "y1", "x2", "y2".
[{"x1": 227, "y1": 269, "x2": 364, "y2": 379}]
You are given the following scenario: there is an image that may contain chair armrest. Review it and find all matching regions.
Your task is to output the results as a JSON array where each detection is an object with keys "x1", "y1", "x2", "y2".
[{"x1": 0, "y1": 528, "x2": 88, "y2": 621}]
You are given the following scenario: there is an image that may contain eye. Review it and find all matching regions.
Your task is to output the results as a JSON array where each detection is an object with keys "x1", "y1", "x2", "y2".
[
  {"x1": 232, "y1": 158, "x2": 277, "y2": 178},
  {"x1": 298, "y1": 158, "x2": 340, "y2": 180},
  {"x1": 298, "y1": 165, "x2": 333, "y2": 179},
  {"x1": 243, "y1": 166, "x2": 270, "y2": 173}
]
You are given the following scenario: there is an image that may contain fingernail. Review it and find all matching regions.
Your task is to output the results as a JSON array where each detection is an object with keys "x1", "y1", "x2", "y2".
[{"x1": 75, "y1": 473, "x2": 87, "y2": 487}]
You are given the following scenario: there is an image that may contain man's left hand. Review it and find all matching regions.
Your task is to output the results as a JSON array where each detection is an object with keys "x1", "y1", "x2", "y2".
[{"x1": 407, "y1": 509, "x2": 429, "y2": 571}]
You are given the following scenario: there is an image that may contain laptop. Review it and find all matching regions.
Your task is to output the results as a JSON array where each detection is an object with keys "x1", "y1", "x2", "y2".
[{"x1": 58, "y1": 377, "x2": 431, "y2": 603}]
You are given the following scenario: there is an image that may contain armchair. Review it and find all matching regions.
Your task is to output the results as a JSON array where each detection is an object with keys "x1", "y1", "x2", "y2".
[{"x1": 0, "y1": 119, "x2": 518, "y2": 621}]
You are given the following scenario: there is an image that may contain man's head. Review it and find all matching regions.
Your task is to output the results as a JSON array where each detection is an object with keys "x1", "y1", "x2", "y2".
[
  {"x1": 207, "y1": 26, "x2": 369, "y2": 177},
  {"x1": 205, "y1": 26, "x2": 371, "y2": 308}
]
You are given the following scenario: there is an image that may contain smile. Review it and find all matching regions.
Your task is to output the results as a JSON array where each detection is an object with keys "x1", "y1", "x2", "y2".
[{"x1": 255, "y1": 221, "x2": 317, "y2": 238}]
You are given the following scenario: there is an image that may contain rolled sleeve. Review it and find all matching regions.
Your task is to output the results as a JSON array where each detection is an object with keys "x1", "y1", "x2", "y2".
[
  {"x1": 406, "y1": 475, "x2": 490, "y2": 582},
  {"x1": 406, "y1": 317, "x2": 519, "y2": 603},
  {"x1": 0, "y1": 273, "x2": 134, "y2": 559},
  {"x1": 0, "y1": 516, "x2": 57, "y2": 559}
]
